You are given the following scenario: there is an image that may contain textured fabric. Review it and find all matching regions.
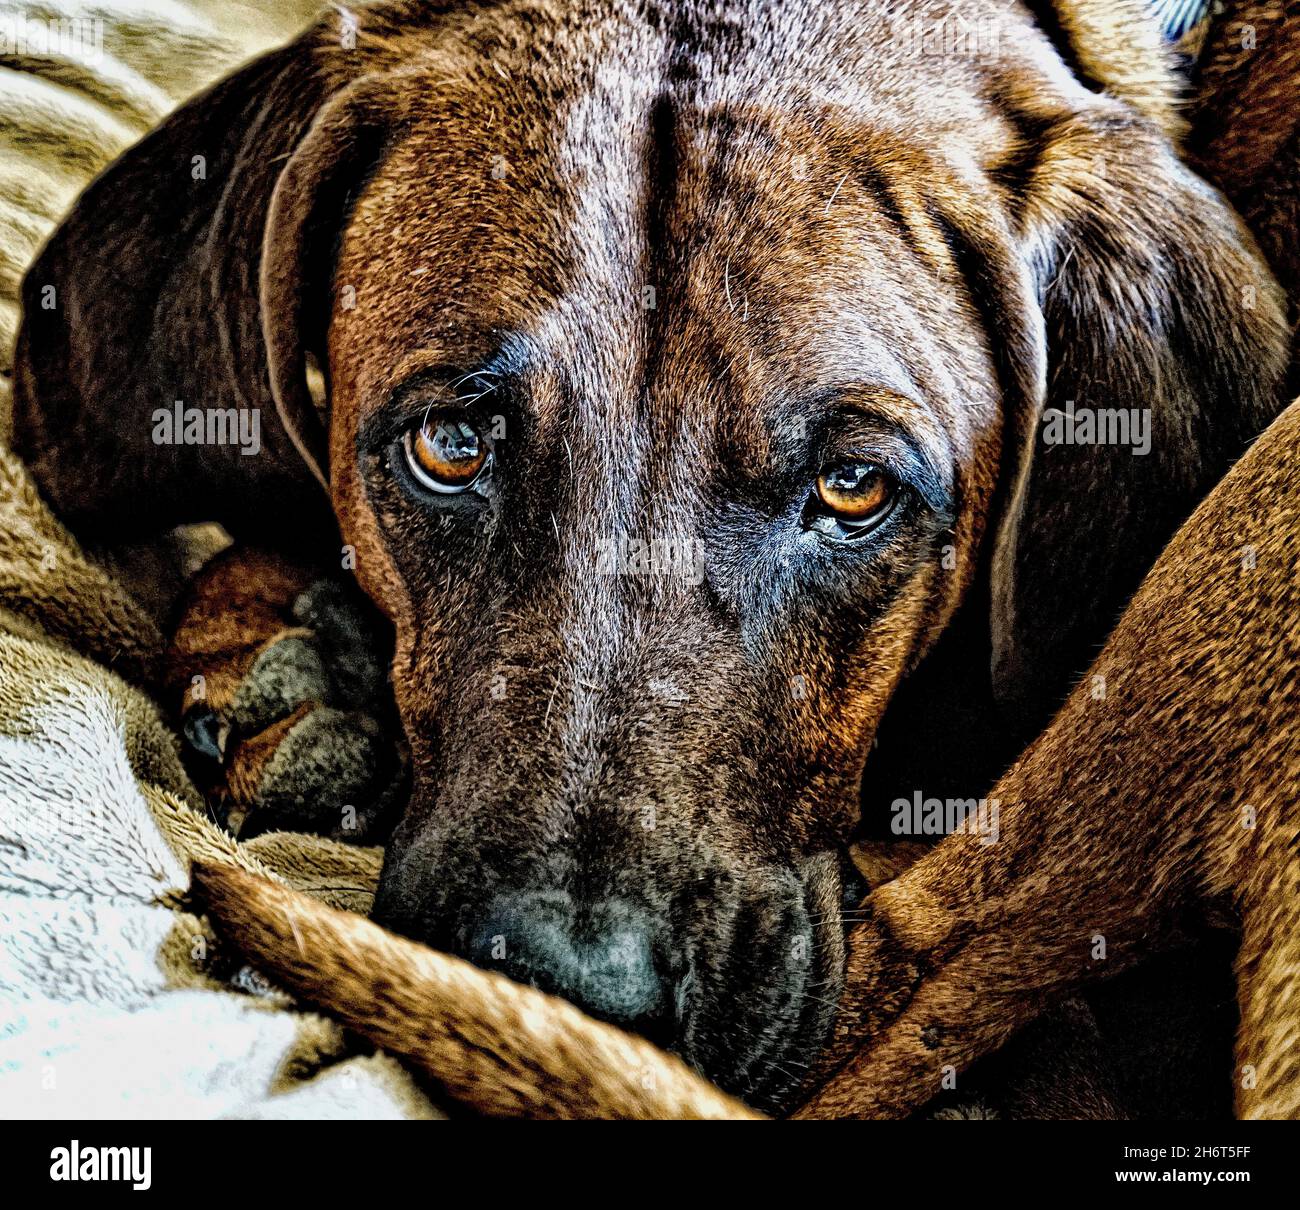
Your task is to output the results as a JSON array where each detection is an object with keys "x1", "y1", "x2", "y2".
[
  {"x1": 0, "y1": 0, "x2": 439, "y2": 1121},
  {"x1": 0, "y1": 440, "x2": 438, "y2": 1119},
  {"x1": 0, "y1": 0, "x2": 326, "y2": 412}
]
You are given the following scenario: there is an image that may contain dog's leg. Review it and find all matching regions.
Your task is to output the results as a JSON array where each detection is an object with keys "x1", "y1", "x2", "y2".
[
  {"x1": 849, "y1": 844, "x2": 1127, "y2": 1119},
  {"x1": 940, "y1": 999, "x2": 1128, "y2": 1120},
  {"x1": 187, "y1": 861, "x2": 761, "y2": 1120},
  {"x1": 1234, "y1": 841, "x2": 1300, "y2": 1118},
  {"x1": 798, "y1": 394, "x2": 1300, "y2": 1119},
  {"x1": 163, "y1": 543, "x2": 403, "y2": 844}
]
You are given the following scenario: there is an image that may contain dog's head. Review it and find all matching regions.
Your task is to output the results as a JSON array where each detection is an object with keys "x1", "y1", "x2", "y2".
[{"x1": 13, "y1": 0, "x2": 1288, "y2": 1110}]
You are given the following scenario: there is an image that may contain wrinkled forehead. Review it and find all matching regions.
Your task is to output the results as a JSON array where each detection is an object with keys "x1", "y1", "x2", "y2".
[{"x1": 328, "y1": 34, "x2": 1010, "y2": 466}]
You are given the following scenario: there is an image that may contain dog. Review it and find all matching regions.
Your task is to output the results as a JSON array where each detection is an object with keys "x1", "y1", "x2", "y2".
[
  {"x1": 187, "y1": 392, "x2": 1300, "y2": 1121},
  {"x1": 9, "y1": 0, "x2": 1291, "y2": 1111},
  {"x1": 187, "y1": 859, "x2": 765, "y2": 1118}
]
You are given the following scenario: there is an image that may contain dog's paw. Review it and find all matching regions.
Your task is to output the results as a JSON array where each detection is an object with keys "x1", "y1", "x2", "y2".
[{"x1": 164, "y1": 545, "x2": 405, "y2": 843}]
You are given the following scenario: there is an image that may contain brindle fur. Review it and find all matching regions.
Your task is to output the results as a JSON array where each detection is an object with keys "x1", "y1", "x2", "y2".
[
  {"x1": 1187, "y1": 0, "x2": 1300, "y2": 393},
  {"x1": 10, "y1": 0, "x2": 1291, "y2": 1110}
]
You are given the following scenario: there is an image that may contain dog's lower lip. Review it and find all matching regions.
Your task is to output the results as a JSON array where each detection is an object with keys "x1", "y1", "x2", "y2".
[
  {"x1": 375, "y1": 818, "x2": 850, "y2": 1107},
  {"x1": 674, "y1": 865, "x2": 849, "y2": 1111}
]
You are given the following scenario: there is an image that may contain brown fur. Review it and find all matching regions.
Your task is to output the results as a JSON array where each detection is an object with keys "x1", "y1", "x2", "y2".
[
  {"x1": 1029, "y1": 0, "x2": 1187, "y2": 139},
  {"x1": 167, "y1": 547, "x2": 318, "y2": 718},
  {"x1": 164, "y1": 544, "x2": 405, "y2": 840},
  {"x1": 164, "y1": 548, "x2": 319, "y2": 825},
  {"x1": 10, "y1": 0, "x2": 1292, "y2": 1109},
  {"x1": 1187, "y1": 1, "x2": 1300, "y2": 391},
  {"x1": 798, "y1": 397, "x2": 1300, "y2": 1119}
]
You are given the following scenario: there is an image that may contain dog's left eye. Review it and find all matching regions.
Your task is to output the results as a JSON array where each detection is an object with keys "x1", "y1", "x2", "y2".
[
  {"x1": 805, "y1": 462, "x2": 898, "y2": 540},
  {"x1": 403, "y1": 413, "x2": 489, "y2": 493}
]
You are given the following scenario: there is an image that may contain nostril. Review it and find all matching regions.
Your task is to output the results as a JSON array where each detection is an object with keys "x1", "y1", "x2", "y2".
[
  {"x1": 839, "y1": 849, "x2": 869, "y2": 912},
  {"x1": 182, "y1": 706, "x2": 228, "y2": 765},
  {"x1": 466, "y1": 892, "x2": 671, "y2": 1036}
]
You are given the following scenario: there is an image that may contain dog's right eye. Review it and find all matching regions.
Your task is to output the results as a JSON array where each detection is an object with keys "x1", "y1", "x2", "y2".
[
  {"x1": 804, "y1": 462, "x2": 898, "y2": 540},
  {"x1": 402, "y1": 414, "x2": 489, "y2": 493}
]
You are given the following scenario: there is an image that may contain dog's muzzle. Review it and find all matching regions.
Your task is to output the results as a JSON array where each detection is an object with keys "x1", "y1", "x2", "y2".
[{"x1": 467, "y1": 890, "x2": 673, "y2": 1041}]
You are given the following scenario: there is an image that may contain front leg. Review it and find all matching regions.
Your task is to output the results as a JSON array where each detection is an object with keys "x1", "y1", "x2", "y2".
[{"x1": 164, "y1": 543, "x2": 405, "y2": 844}]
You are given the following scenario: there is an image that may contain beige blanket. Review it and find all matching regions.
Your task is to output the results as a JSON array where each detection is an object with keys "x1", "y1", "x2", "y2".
[{"x1": 0, "y1": 0, "x2": 438, "y2": 1120}]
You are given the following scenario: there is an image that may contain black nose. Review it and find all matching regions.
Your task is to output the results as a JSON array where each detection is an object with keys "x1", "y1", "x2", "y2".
[{"x1": 466, "y1": 891, "x2": 671, "y2": 1034}]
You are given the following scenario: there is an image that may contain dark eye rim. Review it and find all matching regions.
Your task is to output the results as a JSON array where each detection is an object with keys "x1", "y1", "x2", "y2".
[{"x1": 400, "y1": 414, "x2": 492, "y2": 496}]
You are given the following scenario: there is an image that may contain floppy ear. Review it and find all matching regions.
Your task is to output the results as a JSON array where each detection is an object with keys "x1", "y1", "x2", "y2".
[
  {"x1": 10, "y1": 21, "x2": 393, "y2": 543},
  {"x1": 260, "y1": 79, "x2": 407, "y2": 496},
  {"x1": 988, "y1": 109, "x2": 1291, "y2": 730}
]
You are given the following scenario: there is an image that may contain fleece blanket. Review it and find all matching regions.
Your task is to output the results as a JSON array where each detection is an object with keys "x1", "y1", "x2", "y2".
[{"x1": 0, "y1": 0, "x2": 441, "y2": 1120}]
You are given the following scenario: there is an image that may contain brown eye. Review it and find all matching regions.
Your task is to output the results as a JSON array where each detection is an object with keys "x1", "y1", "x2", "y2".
[
  {"x1": 809, "y1": 463, "x2": 897, "y2": 539},
  {"x1": 403, "y1": 413, "x2": 488, "y2": 493}
]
